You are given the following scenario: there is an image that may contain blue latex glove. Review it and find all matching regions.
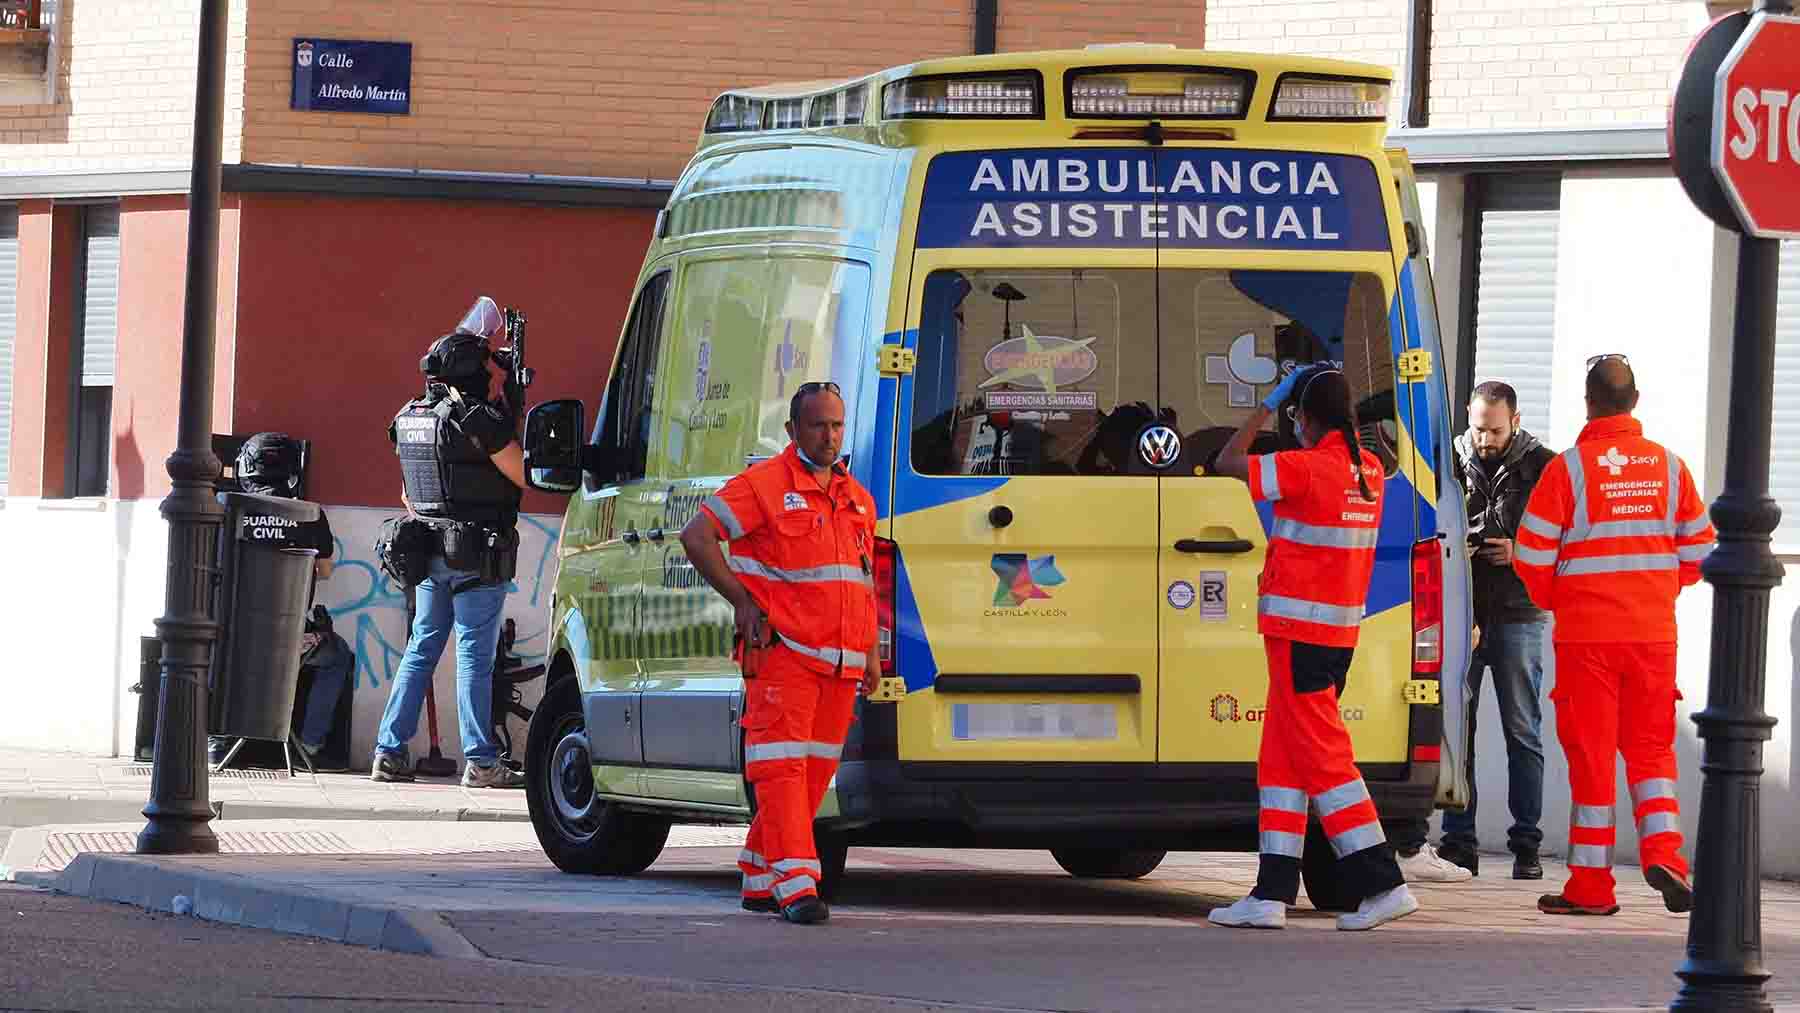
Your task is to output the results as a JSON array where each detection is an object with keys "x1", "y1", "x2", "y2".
[{"x1": 1260, "y1": 366, "x2": 1306, "y2": 412}]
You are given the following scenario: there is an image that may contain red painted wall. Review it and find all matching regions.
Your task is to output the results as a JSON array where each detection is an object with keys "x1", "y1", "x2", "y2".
[
  {"x1": 231, "y1": 194, "x2": 655, "y2": 512},
  {"x1": 7, "y1": 202, "x2": 79, "y2": 498}
]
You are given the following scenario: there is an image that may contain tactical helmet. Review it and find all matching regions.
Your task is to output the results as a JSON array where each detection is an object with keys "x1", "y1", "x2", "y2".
[
  {"x1": 236, "y1": 431, "x2": 302, "y2": 496},
  {"x1": 421, "y1": 330, "x2": 491, "y2": 380}
]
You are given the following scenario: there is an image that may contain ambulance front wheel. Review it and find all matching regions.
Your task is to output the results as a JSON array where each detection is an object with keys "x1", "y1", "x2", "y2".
[
  {"x1": 526, "y1": 675, "x2": 670, "y2": 876},
  {"x1": 1050, "y1": 848, "x2": 1166, "y2": 879}
]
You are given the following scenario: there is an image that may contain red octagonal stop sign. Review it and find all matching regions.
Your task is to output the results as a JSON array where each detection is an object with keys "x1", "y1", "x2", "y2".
[{"x1": 1712, "y1": 12, "x2": 1800, "y2": 238}]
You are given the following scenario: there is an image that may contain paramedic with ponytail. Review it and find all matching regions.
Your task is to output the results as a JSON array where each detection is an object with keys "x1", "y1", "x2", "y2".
[{"x1": 1209, "y1": 363, "x2": 1419, "y2": 931}]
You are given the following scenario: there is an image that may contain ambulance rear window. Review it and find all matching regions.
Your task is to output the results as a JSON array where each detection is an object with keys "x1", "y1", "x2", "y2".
[{"x1": 908, "y1": 267, "x2": 1399, "y2": 478}]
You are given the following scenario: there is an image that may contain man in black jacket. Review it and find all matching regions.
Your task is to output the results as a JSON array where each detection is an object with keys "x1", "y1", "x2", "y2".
[{"x1": 1444, "y1": 381, "x2": 1557, "y2": 878}]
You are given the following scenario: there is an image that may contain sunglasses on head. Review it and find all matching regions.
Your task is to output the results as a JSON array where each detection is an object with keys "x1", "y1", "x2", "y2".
[
  {"x1": 1586, "y1": 353, "x2": 1629, "y2": 371},
  {"x1": 796, "y1": 381, "x2": 841, "y2": 397}
]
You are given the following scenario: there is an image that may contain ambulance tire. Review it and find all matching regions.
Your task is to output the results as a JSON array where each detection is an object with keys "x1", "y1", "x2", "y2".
[
  {"x1": 1301, "y1": 820, "x2": 1358, "y2": 913},
  {"x1": 815, "y1": 829, "x2": 849, "y2": 902},
  {"x1": 527, "y1": 674, "x2": 671, "y2": 876},
  {"x1": 1049, "y1": 848, "x2": 1166, "y2": 879}
]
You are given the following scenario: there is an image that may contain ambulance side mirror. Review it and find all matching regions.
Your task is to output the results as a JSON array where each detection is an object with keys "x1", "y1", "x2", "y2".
[{"x1": 523, "y1": 399, "x2": 586, "y2": 494}]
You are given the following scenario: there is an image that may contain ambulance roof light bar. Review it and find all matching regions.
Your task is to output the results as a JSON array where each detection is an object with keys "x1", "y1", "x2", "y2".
[
  {"x1": 1269, "y1": 73, "x2": 1390, "y2": 122},
  {"x1": 1066, "y1": 66, "x2": 1252, "y2": 120},
  {"x1": 882, "y1": 71, "x2": 1043, "y2": 120},
  {"x1": 705, "y1": 93, "x2": 767, "y2": 134}
]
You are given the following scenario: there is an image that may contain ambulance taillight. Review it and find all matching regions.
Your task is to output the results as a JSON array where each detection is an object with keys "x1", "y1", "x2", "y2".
[
  {"x1": 1410, "y1": 538, "x2": 1443, "y2": 676},
  {"x1": 874, "y1": 537, "x2": 897, "y2": 676}
]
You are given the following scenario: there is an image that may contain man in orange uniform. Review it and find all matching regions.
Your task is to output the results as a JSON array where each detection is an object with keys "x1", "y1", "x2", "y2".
[
  {"x1": 680, "y1": 381, "x2": 879, "y2": 925},
  {"x1": 1513, "y1": 355, "x2": 1715, "y2": 916}
]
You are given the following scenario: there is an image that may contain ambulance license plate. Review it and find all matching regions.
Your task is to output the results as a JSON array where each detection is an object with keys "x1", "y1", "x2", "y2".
[{"x1": 951, "y1": 703, "x2": 1117, "y2": 741}]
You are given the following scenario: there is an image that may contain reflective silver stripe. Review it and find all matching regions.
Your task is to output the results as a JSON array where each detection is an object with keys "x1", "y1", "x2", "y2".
[
  {"x1": 744, "y1": 741, "x2": 810, "y2": 762},
  {"x1": 779, "y1": 635, "x2": 868, "y2": 670},
  {"x1": 1519, "y1": 512, "x2": 1564, "y2": 540},
  {"x1": 772, "y1": 859, "x2": 822, "y2": 876},
  {"x1": 1260, "y1": 830, "x2": 1305, "y2": 858},
  {"x1": 1638, "y1": 811, "x2": 1681, "y2": 838},
  {"x1": 1260, "y1": 786, "x2": 1308, "y2": 814},
  {"x1": 1312, "y1": 779, "x2": 1371, "y2": 818},
  {"x1": 1563, "y1": 449, "x2": 1589, "y2": 540},
  {"x1": 807, "y1": 741, "x2": 842, "y2": 761},
  {"x1": 1580, "y1": 518, "x2": 1673, "y2": 540},
  {"x1": 1630, "y1": 778, "x2": 1678, "y2": 807},
  {"x1": 1259, "y1": 595, "x2": 1363, "y2": 628},
  {"x1": 1258, "y1": 454, "x2": 1283, "y2": 501},
  {"x1": 1327, "y1": 822, "x2": 1386, "y2": 858},
  {"x1": 773, "y1": 874, "x2": 817, "y2": 901},
  {"x1": 1677, "y1": 543, "x2": 1712, "y2": 562},
  {"x1": 742, "y1": 872, "x2": 775, "y2": 892},
  {"x1": 1676, "y1": 515, "x2": 1712, "y2": 538},
  {"x1": 1568, "y1": 843, "x2": 1613, "y2": 869},
  {"x1": 1571, "y1": 803, "x2": 1615, "y2": 829},
  {"x1": 728, "y1": 556, "x2": 866, "y2": 586},
  {"x1": 739, "y1": 848, "x2": 768, "y2": 869},
  {"x1": 1515, "y1": 543, "x2": 1558, "y2": 566},
  {"x1": 703, "y1": 495, "x2": 745, "y2": 539},
  {"x1": 1271, "y1": 518, "x2": 1379, "y2": 550},
  {"x1": 1558, "y1": 553, "x2": 1678, "y2": 576}
]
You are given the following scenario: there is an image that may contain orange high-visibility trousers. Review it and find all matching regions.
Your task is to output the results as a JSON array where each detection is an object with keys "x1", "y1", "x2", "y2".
[
  {"x1": 1252, "y1": 637, "x2": 1403, "y2": 905},
  {"x1": 1552, "y1": 642, "x2": 1688, "y2": 909},
  {"x1": 737, "y1": 647, "x2": 859, "y2": 907}
]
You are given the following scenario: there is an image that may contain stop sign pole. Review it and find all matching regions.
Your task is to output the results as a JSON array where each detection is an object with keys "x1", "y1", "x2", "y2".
[{"x1": 1668, "y1": 2, "x2": 1791, "y2": 1011}]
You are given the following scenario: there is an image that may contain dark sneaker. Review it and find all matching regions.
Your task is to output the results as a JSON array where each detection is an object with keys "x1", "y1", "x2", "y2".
[
  {"x1": 780, "y1": 896, "x2": 830, "y2": 925},
  {"x1": 462, "y1": 762, "x2": 526, "y2": 789},
  {"x1": 1538, "y1": 893, "x2": 1619, "y2": 916},
  {"x1": 370, "y1": 752, "x2": 414, "y2": 783},
  {"x1": 1512, "y1": 851, "x2": 1544, "y2": 880},
  {"x1": 297, "y1": 740, "x2": 347, "y2": 774},
  {"x1": 1437, "y1": 841, "x2": 1480, "y2": 877},
  {"x1": 742, "y1": 896, "x2": 778, "y2": 914},
  {"x1": 1645, "y1": 865, "x2": 1694, "y2": 914}
]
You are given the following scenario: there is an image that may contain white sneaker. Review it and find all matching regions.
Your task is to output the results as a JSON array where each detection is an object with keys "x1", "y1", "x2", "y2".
[
  {"x1": 1398, "y1": 845, "x2": 1474, "y2": 883},
  {"x1": 1208, "y1": 895, "x2": 1286, "y2": 930},
  {"x1": 1336, "y1": 884, "x2": 1419, "y2": 931}
]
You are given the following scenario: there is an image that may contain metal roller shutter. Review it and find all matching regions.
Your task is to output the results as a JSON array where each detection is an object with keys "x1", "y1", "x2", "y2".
[
  {"x1": 80, "y1": 203, "x2": 119, "y2": 387},
  {"x1": 1775, "y1": 240, "x2": 1800, "y2": 548},
  {"x1": 0, "y1": 205, "x2": 16, "y2": 494},
  {"x1": 1469, "y1": 174, "x2": 1561, "y2": 436}
]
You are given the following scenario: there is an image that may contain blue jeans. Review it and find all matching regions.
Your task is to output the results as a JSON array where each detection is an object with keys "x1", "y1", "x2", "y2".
[
  {"x1": 1443, "y1": 616, "x2": 1548, "y2": 853},
  {"x1": 298, "y1": 632, "x2": 355, "y2": 750},
  {"x1": 374, "y1": 555, "x2": 506, "y2": 766}
]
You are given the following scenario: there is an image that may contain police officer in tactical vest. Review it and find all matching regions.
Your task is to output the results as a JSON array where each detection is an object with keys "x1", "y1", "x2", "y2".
[{"x1": 371, "y1": 329, "x2": 527, "y2": 788}]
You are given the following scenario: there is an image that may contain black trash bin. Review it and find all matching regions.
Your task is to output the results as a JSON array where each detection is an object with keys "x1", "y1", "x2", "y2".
[
  {"x1": 131, "y1": 636, "x2": 162, "y2": 762},
  {"x1": 207, "y1": 492, "x2": 320, "y2": 743}
]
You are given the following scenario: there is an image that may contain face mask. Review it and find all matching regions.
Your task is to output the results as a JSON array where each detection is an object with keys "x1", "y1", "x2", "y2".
[
  {"x1": 795, "y1": 444, "x2": 836, "y2": 469},
  {"x1": 1295, "y1": 420, "x2": 1314, "y2": 449}
]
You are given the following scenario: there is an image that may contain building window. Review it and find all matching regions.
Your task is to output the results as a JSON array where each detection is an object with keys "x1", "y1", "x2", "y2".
[
  {"x1": 1461, "y1": 173, "x2": 1562, "y2": 436},
  {"x1": 0, "y1": 0, "x2": 59, "y2": 106},
  {"x1": 0, "y1": 203, "x2": 16, "y2": 495},
  {"x1": 70, "y1": 202, "x2": 117, "y2": 498},
  {"x1": 1775, "y1": 240, "x2": 1799, "y2": 552}
]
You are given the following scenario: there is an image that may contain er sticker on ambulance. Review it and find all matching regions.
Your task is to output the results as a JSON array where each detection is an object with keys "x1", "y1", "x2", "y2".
[{"x1": 915, "y1": 149, "x2": 1389, "y2": 251}]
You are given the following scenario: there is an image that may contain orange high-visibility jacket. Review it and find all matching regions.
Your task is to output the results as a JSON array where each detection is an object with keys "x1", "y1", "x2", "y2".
[
  {"x1": 1513, "y1": 415, "x2": 1715, "y2": 644},
  {"x1": 700, "y1": 445, "x2": 878, "y2": 678},
  {"x1": 1247, "y1": 430, "x2": 1386, "y2": 648}
]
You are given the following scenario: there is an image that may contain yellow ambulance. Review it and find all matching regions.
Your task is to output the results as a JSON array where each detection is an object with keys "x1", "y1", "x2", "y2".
[{"x1": 519, "y1": 45, "x2": 1475, "y2": 909}]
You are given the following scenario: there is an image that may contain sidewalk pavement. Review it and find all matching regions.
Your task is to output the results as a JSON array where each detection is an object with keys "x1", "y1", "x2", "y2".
[{"x1": 0, "y1": 747, "x2": 527, "y2": 833}]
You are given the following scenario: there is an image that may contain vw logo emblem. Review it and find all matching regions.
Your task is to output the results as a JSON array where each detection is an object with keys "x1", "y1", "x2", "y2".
[{"x1": 1138, "y1": 425, "x2": 1182, "y2": 469}]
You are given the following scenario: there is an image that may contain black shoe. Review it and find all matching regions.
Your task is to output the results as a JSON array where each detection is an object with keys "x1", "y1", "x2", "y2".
[
  {"x1": 1645, "y1": 865, "x2": 1694, "y2": 914},
  {"x1": 1512, "y1": 851, "x2": 1544, "y2": 880},
  {"x1": 1538, "y1": 893, "x2": 1618, "y2": 916},
  {"x1": 742, "y1": 896, "x2": 778, "y2": 914},
  {"x1": 780, "y1": 896, "x2": 830, "y2": 925},
  {"x1": 1437, "y1": 841, "x2": 1480, "y2": 877}
]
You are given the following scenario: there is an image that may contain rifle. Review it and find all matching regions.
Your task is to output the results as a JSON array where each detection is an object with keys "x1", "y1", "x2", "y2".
[{"x1": 496, "y1": 307, "x2": 535, "y2": 426}]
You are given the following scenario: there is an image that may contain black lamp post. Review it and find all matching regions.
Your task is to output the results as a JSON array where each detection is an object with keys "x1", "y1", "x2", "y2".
[
  {"x1": 1665, "y1": 1, "x2": 1790, "y2": 1008},
  {"x1": 138, "y1": 0, "x2": 228, "y2": 856}
]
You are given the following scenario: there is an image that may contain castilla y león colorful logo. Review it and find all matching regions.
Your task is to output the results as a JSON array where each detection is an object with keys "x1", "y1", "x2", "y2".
[{"x1": 990, "y1": 553, "x2": 1066, "y2": 607}]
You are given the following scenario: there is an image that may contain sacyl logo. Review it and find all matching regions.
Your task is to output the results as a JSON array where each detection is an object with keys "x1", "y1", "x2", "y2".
[{"x1": 1596, "y1": 445, "x2": 1659, "y2": 477}]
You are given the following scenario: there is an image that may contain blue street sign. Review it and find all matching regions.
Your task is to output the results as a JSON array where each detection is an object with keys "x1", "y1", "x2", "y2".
[{"x1": 291, "y1": 38, "x2": 412, "y2": 115}]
